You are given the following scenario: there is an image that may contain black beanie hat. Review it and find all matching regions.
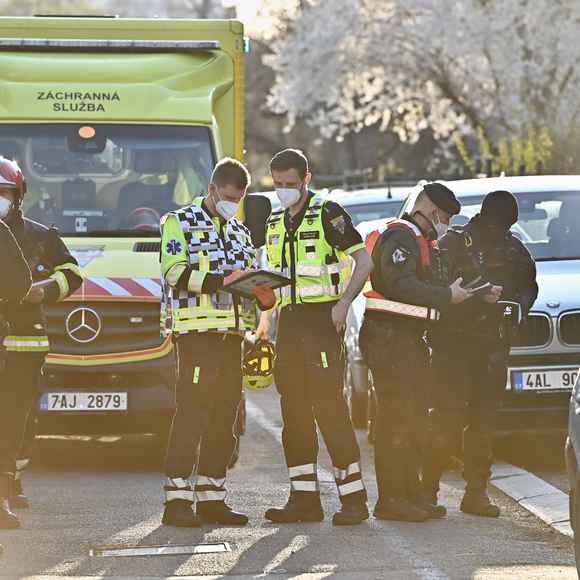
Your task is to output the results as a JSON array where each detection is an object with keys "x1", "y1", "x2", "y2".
[
  {"x1": 481, "y1": 190, "x2": 518, "y2": 228},
  {"x1": 423, "y1": 182, "x2": 460, "y2": 216}
]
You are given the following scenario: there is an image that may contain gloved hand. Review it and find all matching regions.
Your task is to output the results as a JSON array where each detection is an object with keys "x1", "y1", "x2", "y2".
[{"x1": 253, "y1": 284, "x2": 276, "y2": 310}]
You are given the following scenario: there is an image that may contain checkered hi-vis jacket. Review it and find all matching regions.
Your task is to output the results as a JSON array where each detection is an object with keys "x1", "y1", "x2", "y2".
[{"x1": 160, "y1": 198, "x2": 257, "y2": 335}]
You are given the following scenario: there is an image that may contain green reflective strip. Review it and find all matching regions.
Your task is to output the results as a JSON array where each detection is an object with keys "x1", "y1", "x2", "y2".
[
  {"x1": 187, "y1": 270, "x2": 206, "y2": 293},
  {"x1": 193, "y1": 367, "x2": 200, "y2": 384},
  {"x1": 50, "y1": 271, "x2": 69, "y2": 300},
  {"x1": 321, "y1": 352, "x2": 328, "y2": 368},
  {"x1": 55, "y1": 262, "x2": 83, "y2": 278}
]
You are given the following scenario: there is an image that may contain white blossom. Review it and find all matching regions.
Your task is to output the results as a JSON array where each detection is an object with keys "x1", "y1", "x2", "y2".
[{"x1": 266, "y1": 0, "x2": 580, "y2": 144}]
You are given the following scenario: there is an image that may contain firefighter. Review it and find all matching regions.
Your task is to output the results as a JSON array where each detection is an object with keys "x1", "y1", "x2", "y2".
[
  {"x1": 359, "y1": 183, "x2": 472, "y2": 522},
  {"x1": 258, "y1": 149, "x2": 373, "y2": 526},
  {"x1": 0, "y1": 157, "x2": 82, "y2": 528},
  {"x1": 160, "y1": 157, "x2": 275, "y2": 527},
  {"x1": 0, "y1": 219, "x2": 31, "y2": 547},
  {"x1": 422, "y1": 190, "x2": 538, "y2": 517}
]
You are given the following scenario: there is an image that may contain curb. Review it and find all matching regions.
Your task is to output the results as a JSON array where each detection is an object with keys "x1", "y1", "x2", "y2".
[{"x1": 491, "y1": 462, "x2": 572, "y2": 537}]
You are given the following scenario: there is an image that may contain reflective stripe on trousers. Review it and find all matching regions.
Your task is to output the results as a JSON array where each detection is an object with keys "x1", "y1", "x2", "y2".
[
  {"x1": 333, "y1": 462, "x2": 365, "y2": 497},
  {"x1": 195, "y1": 473, "x2": 227, "y2": 503},
  {"x1": 164, "y1": 477, "x2": 195, "y2": 503},
  {"x1": 289, "y1": 462, "x2": 319, "y2": 493}
]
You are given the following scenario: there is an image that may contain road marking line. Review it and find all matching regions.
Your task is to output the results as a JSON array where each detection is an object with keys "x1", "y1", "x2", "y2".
[{"x1": 491, "y1": 462, "x2": 572, "y2": 537}]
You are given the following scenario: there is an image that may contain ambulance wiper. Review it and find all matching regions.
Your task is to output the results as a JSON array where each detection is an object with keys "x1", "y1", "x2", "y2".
[{"x1": 70, "y1": 229, "x2": 160, "y2": 238}]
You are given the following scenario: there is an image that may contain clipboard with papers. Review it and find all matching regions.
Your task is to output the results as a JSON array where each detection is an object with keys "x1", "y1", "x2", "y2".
[{"x1": 223, "y1": 270, "x2": 291, "y2": 300}]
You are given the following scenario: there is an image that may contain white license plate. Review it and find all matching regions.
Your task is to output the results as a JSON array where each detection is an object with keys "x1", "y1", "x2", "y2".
[
  {"x1": 40, "y1": 392, "x2": 128, "y2": 412},
  {"x1": 511, "y1": 369, "x2": 579, "y2": 392}
]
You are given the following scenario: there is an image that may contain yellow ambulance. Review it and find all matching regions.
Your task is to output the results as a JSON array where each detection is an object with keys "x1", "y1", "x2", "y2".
[{"x1": 0, "y1": 15, "x2": 245, "y2": 435}]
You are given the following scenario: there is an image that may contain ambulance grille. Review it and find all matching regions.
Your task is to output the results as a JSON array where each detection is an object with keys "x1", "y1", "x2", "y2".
[
  {"x1": 559, "y1": 312, "x2": 580, "y2": 345},
  {"x1": 133, "y1": 242, "x2": 161, "y2": 253},
  {"x1": 45, "y1": 301, "x2": 164, "y2": 356},
  {"x1": 512, "y1": 313, "x2": 551, "y2": 348}
]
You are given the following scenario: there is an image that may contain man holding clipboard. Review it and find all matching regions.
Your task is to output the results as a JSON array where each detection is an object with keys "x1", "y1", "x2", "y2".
[
  {"x1": 258, "y1": 149, "x2": 373, "y2": 526},
  {"x1": 159, "y1": 158, "x2": 276, "y2": 527}
]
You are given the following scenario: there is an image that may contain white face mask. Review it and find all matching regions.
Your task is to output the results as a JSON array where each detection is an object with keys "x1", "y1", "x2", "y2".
[
  {"x1": 276, "y1": 188, "x2": 301, "y2": 209},
  {"x1": 0, "y1": 197, "x2": 12, "y2": 219},
  {"x1": 433, "y1": 212, "x2": 448, "y2": 238},
  {"x1": 434, "y1": 221, "x2": 448, "y2": 238},
  {"x1": 215, "y1": 200, "x2": 239, "y2": 221}
]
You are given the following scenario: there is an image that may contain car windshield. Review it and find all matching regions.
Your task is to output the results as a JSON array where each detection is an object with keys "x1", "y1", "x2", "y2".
[
  {"x1": 0, "y1": 124, "x2": 214, "y2": 237},
  {"x1": 450, "y1": 191, "x2": 580, "y2": 261},
  {"x1": 343, "y1": 200, "x2": 402, "y2": 226}
]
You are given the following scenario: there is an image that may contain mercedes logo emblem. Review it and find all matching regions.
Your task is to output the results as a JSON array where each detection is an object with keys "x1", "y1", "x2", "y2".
[{"x1": 65, "y1": 307, "x2": 102, "y2": 344}]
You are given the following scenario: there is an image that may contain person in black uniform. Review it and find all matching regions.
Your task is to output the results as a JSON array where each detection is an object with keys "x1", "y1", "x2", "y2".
[
  {"x1": 0, "y1": 219, "x2": 31, "y2": 551},
  {"x1": 0, "y1": 157, "x2": 82, "y2": 528},
  {"x1": 422, "y1": 190, "x2": 538, "y2": 517},
  {"x1": 360, "y1": 183, "x2": 473, "y2": 522},
  {"x1": 258, "y1": 149, "x2": 373, "y2": 526}
]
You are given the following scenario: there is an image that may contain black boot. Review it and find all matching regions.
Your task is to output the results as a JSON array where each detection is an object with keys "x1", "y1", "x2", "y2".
[
  {"x1": 460, "y1": 489, "x2": 500, "y2": 518},
  {"x1": 0, "y1": 498, "x2": 20, "y2": 529},
  {"x1": 373, "y1": 497, "x2": 429, "y2": 522},
  {"x1": 197, "y1": 501, "x2": 248, "y2": 525},
  {"x1": 332, "y1": 494, "x2": 369, "y2": 526},
  {"x1": 162, "y1": 499, "x2": 201, "y2": 527},
  {"x1": 265, "y1": 493, "x2": 324, "y2": 523},
  {"x1": 410, "y1": 489, "x2": 446, "y2": 519},
  {"x1": 10, "y1": 479, "x2": 29, "y2": 510}
]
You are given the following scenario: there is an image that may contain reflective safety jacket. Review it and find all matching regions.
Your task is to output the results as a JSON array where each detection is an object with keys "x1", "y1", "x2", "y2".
[
  {"x1": 363, "y1": 218, "x2": 443, "y2": 322},
  {"x1": 1, "y1": 215, "x2": 83, "y2": 355},
  {"x1": 160, "y1": 197, "x2": 257, "y2": 335},
  {"x1": 266, "y1": 195, "x2": 352, "y2": 308}
]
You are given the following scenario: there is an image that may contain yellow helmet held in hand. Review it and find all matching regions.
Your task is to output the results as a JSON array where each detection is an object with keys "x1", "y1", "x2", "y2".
[{"x1": 242, "y1": 337, "x2": 276, "y2": 391}]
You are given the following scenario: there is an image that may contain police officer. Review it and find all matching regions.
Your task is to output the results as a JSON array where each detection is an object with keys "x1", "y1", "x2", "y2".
[
  {"x1": 0, "y1": 157, "x2": 82, "y2": 528},
  {"x1": 258, "y1": 149, "x2": 373, "y2": 526},
  {"x1": 359, "y1": 183, "x2": 472, "y2": 522},
  {"x1": 160, "y1": 157, "x2": 274, "y2": 527},
  {"x1": 422, "y1": 190, "x2": 538, "y2": 517}
]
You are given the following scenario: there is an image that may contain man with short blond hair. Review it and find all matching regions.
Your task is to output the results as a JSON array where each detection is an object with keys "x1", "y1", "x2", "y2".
[{"x1": 160, "y1": 157, "x2": 274, "y2": 527}]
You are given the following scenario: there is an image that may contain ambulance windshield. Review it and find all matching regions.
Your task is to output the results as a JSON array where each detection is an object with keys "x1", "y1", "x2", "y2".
[{"x1": 0, "y1": 124, "x2": 215, "y2": 236}]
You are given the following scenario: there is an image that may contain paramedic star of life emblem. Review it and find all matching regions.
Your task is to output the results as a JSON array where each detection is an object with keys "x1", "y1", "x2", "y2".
[{"x1": 166, "y1": 239, "x2": 182, "y2": 256}]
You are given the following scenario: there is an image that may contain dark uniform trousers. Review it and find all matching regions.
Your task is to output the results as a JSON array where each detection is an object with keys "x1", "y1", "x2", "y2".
[
  {"x1": 164, "y1": 332, "x2": 242, "y2": 503},
  {"x1": 0, "y1": 354, "x2": 44, "y2": 495},
  {"x1": 423, "y1": 334, "x2": 509, "y2": 491},
  {"x1": 275, "y1": 303, "x2": 365, "y2": 503},
  {"x1": 360, "y1": 315, "x2": 428, "y2": 501}
]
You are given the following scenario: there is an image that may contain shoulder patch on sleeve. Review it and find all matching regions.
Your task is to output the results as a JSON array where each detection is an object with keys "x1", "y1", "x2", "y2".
[
  {"x1": 330, "y1": 215, "x2": 346, "y2": 234},
  {"x1": 392, "y1": 247, "x2": 410, "y2": 265},
  {"x1": 165, "y1": 239, "x2": 182, "y2": 256}
]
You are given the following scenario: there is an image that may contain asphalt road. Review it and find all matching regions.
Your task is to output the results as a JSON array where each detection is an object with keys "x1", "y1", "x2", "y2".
[{"x1": 0, "y1": 389, "x2": 576, "y2": 579}]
